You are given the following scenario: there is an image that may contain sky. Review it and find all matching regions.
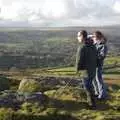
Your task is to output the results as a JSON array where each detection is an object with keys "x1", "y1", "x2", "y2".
[{"x1": 0, "y1": 0, "x2": 120, "y2": 27}]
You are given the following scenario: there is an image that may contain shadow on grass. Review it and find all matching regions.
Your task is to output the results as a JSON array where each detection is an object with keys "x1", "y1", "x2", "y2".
[
  {"x1": 96, "y1": 101, "x2": 111, "y2": 111},
  {"x1": 42, "y1": 114, "x2": 79, "y2": 120},
  {"x1": 28, "y1": 114, "x2": 79, "y2": 120},
  {"x1": 112, "y1": 84, "x2": 120, "y2": 90},
  {"x1": 49, "y1": 98, "x2": 88, "y2": 111},
  {"x1": 49, "y1": 98, "x2": 111, "y2": 111},
  {"x1": 0, "y1": 111, "x2": 79, "y2": 120},
  {"x1": 108, "y1": 84, "x2": 120, "y2": 91}
]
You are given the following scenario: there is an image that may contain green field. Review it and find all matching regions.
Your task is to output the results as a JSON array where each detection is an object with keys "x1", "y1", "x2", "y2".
[
  {"x1": 0, "y1": 56, "x2": 120, "y2": 119},
  {"x1": 0, "y1": 28, "x2": 120, "y2": 119}
]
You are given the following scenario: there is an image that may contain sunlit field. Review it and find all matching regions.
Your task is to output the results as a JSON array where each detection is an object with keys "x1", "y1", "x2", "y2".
[{"x1": 0, "y1": 28, "x2": 120, "y2": 120}]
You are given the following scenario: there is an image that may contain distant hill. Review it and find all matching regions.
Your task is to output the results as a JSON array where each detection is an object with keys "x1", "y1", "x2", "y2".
[
  {"x1": 0, "y1": 25, "x2": 120, "y2": 31},
  {"x1": 0, "y1": 26, "x2": 119, "y2": 69}
]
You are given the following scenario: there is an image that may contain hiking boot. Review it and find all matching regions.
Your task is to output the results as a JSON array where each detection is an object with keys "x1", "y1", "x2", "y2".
[
  {"x1": 87, "y1": 104, "x2": 97, "y2": 110},
  {"x1": 94, "y1": 94, "x2": 98, "y2": 98},
  {"x1": 97, "y1": 95, "x2": 109, "y2": 101}
]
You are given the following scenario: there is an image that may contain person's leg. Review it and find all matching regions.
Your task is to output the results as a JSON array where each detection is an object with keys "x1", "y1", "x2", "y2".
[
  {"x1": 84, "y1": 70, "x2": 96, "y2": 107},
  {"x1": 96, "y1": 66, "x2": 107, "y2": 99},
  {"x1": 92, "y1": 68, "x2": 99, "y2": 96}
]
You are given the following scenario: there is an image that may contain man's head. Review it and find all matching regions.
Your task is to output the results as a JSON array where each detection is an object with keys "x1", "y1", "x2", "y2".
[{"x1": 77, "y1": 30, "x2": 87, "y2": 43}]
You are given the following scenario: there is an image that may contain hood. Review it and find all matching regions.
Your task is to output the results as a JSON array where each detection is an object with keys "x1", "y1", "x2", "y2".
[{"x1": 85, "y1": 38, "x2": 94, "y2": 45}]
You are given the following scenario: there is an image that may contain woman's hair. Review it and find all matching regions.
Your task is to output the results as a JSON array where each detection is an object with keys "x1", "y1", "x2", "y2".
[{"x1": 94, "y1": 31, "x2": 107, "y2": 43}]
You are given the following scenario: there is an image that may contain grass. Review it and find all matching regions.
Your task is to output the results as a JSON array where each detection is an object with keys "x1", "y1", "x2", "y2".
[
  {"x1": 0, "y1": 56, "x2": 120, "y2": 79},
  {"x1": 0, "y1": 56, "x2": 120, "y2": 119},
  {"x1": 104, "y1": 56, "x2": 120, "y2": 65},
  {"x1": 1, "y1": 85, "x2": 120, "y2": 120},
  {"x1": 1, "y1": 65, "x2": 120, "y2": 84}
]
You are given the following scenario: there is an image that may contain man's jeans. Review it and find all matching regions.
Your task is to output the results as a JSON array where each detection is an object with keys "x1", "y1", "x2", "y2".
[
  {"x1": 93, "y1": 66, "x2": 107, "y2": 99},
  {"x1": 84, "y1": 70, "x2": 96, "y2": 106}
]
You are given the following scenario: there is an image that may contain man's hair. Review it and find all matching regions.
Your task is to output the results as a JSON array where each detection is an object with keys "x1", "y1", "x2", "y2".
[{"x1": 80, "y1": 30, "x2": 87, "y2": 39}]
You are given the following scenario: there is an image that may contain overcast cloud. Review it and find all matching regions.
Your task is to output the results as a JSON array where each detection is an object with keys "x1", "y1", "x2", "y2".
[{"x1": 0, "y1": 0, "x2": 120, "y2": 27}]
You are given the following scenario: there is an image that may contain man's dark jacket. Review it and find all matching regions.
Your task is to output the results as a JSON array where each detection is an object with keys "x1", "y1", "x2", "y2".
[{"x1": 76, "y1": 39, "x2": 97, "y2": 72}]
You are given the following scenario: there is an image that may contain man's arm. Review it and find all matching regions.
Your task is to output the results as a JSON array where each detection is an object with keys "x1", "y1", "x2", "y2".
[{"x1": 76, "y1": 46, "x2": 85, "y2": 72}]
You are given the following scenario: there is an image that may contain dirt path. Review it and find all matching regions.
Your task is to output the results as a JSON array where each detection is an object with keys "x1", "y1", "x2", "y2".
[{"x1": 105, "y1": 79, "x2": 120, "y2": 85}]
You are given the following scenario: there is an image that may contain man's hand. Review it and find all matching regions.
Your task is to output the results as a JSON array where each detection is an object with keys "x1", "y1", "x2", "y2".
[
  {"x1": 76, "y1": 70, "x2": 87, "y2": 77},
  {"x1": 76, "y1": 71, "x2": 79, "y2": 75}
]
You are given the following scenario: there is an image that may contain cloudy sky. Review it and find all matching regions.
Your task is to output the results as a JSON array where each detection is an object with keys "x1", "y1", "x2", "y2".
[{"x1": 0, "y1": 0, "x2": 120, "y2": 27}]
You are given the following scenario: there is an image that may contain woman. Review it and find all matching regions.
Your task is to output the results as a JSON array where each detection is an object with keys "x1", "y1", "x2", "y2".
[{"x1": 92, "y1": 31, "x2": 108, "y2": 100}]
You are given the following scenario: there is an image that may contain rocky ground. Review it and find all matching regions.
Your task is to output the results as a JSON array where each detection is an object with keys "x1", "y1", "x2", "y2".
[{"x1": 0, "y1": 73, "x2": 120, "y2": 120}]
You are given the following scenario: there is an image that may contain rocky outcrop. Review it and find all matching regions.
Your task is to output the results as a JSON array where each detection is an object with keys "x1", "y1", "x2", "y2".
[
  {"x1": 0, "y1": 90, "x2": 48, "y2": 109},
  {"x1": 18, "y1": 77, "x2": 84, "y2": 93},
  {"x1": 35, "y1": 76, "x2": 84, "y2": 88}
]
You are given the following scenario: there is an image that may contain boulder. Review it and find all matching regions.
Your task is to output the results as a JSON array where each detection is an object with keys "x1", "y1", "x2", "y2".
[
  {"x1": 18, "y1": 78, "x2": 42, "y2": 93},
  {"x1": 24, "y1": 92, "x2": 48, "y2": 105}
]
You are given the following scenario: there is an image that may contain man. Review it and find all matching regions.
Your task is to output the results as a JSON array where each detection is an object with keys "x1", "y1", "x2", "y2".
[{"x1": 76, "y1": 30, "x2": 97, "y2": 109}]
